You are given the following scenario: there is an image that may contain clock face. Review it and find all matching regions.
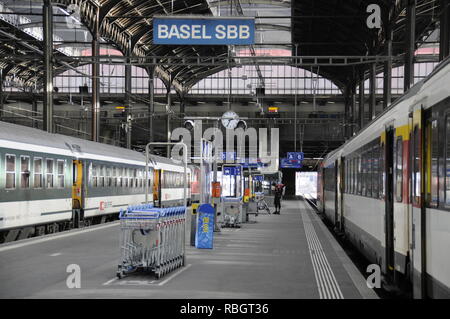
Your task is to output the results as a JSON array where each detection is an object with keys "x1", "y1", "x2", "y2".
[{"x1": 221, "y1": 111, "x2": 239, "y2": 129}]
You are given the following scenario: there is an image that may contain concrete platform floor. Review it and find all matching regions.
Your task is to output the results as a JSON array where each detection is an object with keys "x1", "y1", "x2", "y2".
[{"x1": 0, "y1": 200, "x2": 378, "y2": 299}]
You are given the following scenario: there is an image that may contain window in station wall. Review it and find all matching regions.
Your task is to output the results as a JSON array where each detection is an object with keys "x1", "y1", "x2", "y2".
[{"x1": 295, "y1": 172, "x2": 318, "y2": 198}]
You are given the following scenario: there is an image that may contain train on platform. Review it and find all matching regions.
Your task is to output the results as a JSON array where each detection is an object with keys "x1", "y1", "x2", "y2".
[
  {"x1": 0, "y1": 121, "x2": 201, "y2": 243},
  {"x1": 317, "y1": 57, "x2": 450, "y2": 298}
]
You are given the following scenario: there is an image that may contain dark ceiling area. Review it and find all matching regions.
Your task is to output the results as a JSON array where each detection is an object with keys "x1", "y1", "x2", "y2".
[{"x1": 291, "y1": 0, "x2": 441, "y2": 88}]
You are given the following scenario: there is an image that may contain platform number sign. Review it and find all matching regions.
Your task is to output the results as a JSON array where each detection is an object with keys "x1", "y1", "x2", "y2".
[
  {"x1": 281, "y1": 152, "x2": 304, "y2": 169},
  {"x1": 287, "y1": 152, "x2": 304, "y2": 161}
]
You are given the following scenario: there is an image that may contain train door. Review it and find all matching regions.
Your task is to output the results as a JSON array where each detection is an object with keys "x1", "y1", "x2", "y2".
[
  {"x1": 335, "y1": 158, "x2": 345, "y2": 232},
  {"x1": 153, "y1": 169, "x2": 162, "y2": 207},
  {"x1": 410, "y1": 106, "x2": 426, "y2": 298},
  {"x1": 384, "y1": 126, "x2": 395, "y2": 281},
  {"x1": 72, "y1": 160, "x2": 84, "y2": 228}
]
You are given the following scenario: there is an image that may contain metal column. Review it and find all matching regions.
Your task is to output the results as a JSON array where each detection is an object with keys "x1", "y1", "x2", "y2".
[
  {"x1": 43, "y1": 0, "x2": 53, "y2": 133},
  {"x1": 383, "y1": 29, "x2": 393, "y2": 109},
  {"x1": 125, "y1": 39, "x2": 132, "y2": 149},
  {"x1": 440, "y1": 0, "x2": 450, "y2": 61},
  {"x1": 147, "y1": 67, "x2": 155, "y2": 143},
  {"x1": 32, "y1": 92, "x2": 38, "y2": 128},
  {"x1": 179, "y1": 94, "x2": 186, "y2": 128},
  {"x1": 404, "y1": 0, "x2": 416, "y2": 92},
  {"x1": 351, "y1": 82, "x2": 357, "y2": 137},
  {"x1": 0, "y1": 69, "x2": 3, "y2": 119},
  {"x1": 359, "y1": 70, "x2": 365, "y2": 130},
  {"x1": 91, "y1": 7, "x2": 100, "y2": 142},
  {"x1": 344, "y1": 86, "x2": 350, "y2": 139},
  {"x1": 369, "y1": 63, "x2": 376, "y2": 121},
  {"x1": 166, "y1": 89, "x2": 172, "y2": 156}
]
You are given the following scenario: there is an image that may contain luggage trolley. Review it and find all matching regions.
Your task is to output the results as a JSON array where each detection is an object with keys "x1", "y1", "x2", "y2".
[
  {"x1": 116, "y1": 205, "x2": 186, "y2": 279},
  {"x1": 253, "y1": 174, "x2": 271, "y2": 215},
  {"x1": 117, "y1": 141, "x2": 189, "y2": 279},
  {"x1": 221, "y1": 164, "x2": 244, "y2": 227}
]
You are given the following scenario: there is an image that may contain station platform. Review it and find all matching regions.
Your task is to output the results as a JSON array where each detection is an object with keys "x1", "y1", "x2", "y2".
[{"x1": 0, "y1": 200, "x2": 377, "y2": 299}]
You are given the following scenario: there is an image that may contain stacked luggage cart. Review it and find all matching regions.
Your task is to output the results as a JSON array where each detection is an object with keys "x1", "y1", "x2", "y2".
[{"x1": 116, "y1": 204, "x2": 186, "y2": 279}]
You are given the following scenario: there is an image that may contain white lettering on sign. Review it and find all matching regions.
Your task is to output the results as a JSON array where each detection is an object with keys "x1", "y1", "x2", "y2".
[
  {"x1": 180, "y1": 25, "x2": 190, "y2": 39},
  {"x1": 158, "y1": 24, "x2": 169, "y2": 39},
  {"x1": 157, "y1": 24, "x2": 251, "y2": 41},
  {"x1": 240, "y1": 25, "x2": 250, "y2": 39},
  {"x1": 216, "y1": 25, "x2": 226, "y2": 39}
]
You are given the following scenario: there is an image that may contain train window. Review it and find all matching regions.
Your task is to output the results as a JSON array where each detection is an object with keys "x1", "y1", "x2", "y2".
[
  {"x1": 347, "y1": 160, "x2": 351, "y2": 194},
  {"x1": 373, "y1": 146, "x2": 379, "y2": 198},
  {"x1": 354, "y1": 157, "x2": 357, "y2": 194},
  {"x1": 123, "y1": 168, "x2": 127, "y2": 188},
  {"x1": 178, "y1": 172, "x2": 182, "y2": 187},
  {"x1": 20, "y1": 156, "x2": 30, "y2": 189},
  {"x1": 106, "y1": 166, "x2": 112, "y2": 187},
  {"x1": 413, "y1": 126, "x2": 421, "y2": 205},
  {"x1": 57, "y1": 160, "x2": 65, "y2": 188},
  {"x1": 33, "y1": 158, "x2": 43, "y2": 188},
  {"x1": 173, "y1": 172, "x2": 177, "y2": 188},
  {"x1": 345, "y1": 159, "x2": 349, "y2": 194},
  {"x1": 395, "y1": 137, "x2": 403, "y2": 202},
  {"x1": 367, "y1": 149, "x2": 372, "y2": 197},
  {"x1": 167, "y1": 172, "x2": 172, "y2": 188},
  {"x1": 46, "y1": 159, "x2": 54, "y2": 188},
  {"x1": 351, "y1": 159, "x2": 355, "y2": 194},
  {"x1": 429, "y1": 120, "x2": 439, "y2": 205},
  {"x1": 135, "y1": 169, "x2": 139, "y2": 188},
  {"x1": 99, "y1": 166, "x2": 105, "y2": 187},
  {"x1": 344, "y1": 159, "x2": 350, "y2": 193},
  {"x1": 138, "y1": 170, "x2": 143, "y2": 188},
  {"x1": 379, "y1": 143, "x2": 385, "y2": 199},
  {"x1": 132, "y1": 169, "x2": 137, "y2": 188},
  {"x1": 446, "y1": 115, "x2": 450, "y2": 207},
  {"x1": 357, "y1": 155, "x2": 362, "y2": 195},
  {"x1": 112, "y1": 167, "x2": 117, "y2": 187},
  {"x1": 118, "y1": 167, "x2": 122, "y2": 187},
  {"x1": 92, "y1": 164, "x2": 98, "y2": 187},
  {"x1": 361, "y1": 152, "x2": 367, "y2": 196},
  {"x1": 349, "y1": 158, "x2": 353, "y2": 194},
  {"x1": 149, "y1": 169, "x2": 153, "y2": 187},
  {"x1": 5, "y1": 154, "x2": 16, "y2": 189},
  {"x1": 425, "y1": 119, "x2": 438, "y2": 206}
]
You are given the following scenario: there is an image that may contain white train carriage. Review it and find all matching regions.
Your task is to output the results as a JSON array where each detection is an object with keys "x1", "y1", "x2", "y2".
[
  {"x1": 0, "y1": 121, "x2": 194, "y2": 243},
  {"x1": 317, "y1": 57, "x2": 450, "y2": 298}
]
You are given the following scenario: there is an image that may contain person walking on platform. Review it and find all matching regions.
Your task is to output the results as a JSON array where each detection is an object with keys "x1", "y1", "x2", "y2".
[{"x1": 272, "y1": 182, "x2": 285, "y2": 214}]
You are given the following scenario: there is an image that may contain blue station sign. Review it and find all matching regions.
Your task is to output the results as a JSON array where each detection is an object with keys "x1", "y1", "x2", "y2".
[
  {"x1": 287, "y1": 152, "x2": 304, "y2": 161},
  {"x1": 280, "y1": 158, "x2": 303, "y2": 169},
  {"x1": 153, "y1": 16, "x2": 255, "y2": 45},
  {"x1": 223, "y1": 166, "x2": 239, "y2": 176}
]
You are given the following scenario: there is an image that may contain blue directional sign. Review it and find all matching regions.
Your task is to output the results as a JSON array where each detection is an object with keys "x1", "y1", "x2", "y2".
[
  {"x1": 223, "y1": 166, "x2": 241, "y2": 176},
  {"x1": 153, "y1": 17, "x2": 255, "y2": 45},
  {"x1": 222, "y1": 151, "x2": 236, "y2": 161},
  {"x1": 195, "y1": 204, "x2": 215, "y2": 249},
  {"x1": 287, "y1": 152, "x2": 304, "y2": 161},
  {"x1": 281, "y1": 158, "x2": 303, "y2": 169}
]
